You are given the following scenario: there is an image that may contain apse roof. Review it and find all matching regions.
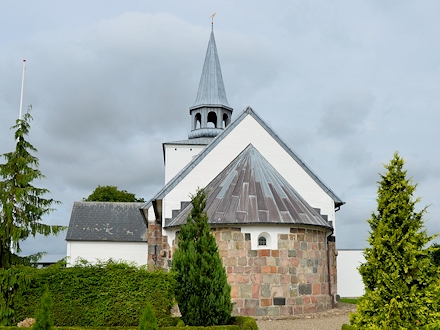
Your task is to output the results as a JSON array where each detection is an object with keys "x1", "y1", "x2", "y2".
[
  {"x1": 191, "y1": 28, "x2": 231, "y2": 110},
  {"x1": 142, "y1": 107, "x2": 344, "y2": 211},
  {"x1": 66, "y1": 202, "x2": 147, "y2": 242},
  {"x1": 165, "y1": 144, "x2": 332, "y2": 229}
]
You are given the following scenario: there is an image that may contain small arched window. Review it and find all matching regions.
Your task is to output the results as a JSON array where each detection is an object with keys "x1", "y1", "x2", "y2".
[
  {"x1": 194, "y1": 113, "x2": 201, "y2": 129},
  {"x1": 222, "y1": 113, "x2": 229, "y2": 128},
  {"x1": 258, "y1": 236, "x2": 267, "y2": 246},
  {"x1": 207, "y1": 111, "x2": 217, "y2": 128}
]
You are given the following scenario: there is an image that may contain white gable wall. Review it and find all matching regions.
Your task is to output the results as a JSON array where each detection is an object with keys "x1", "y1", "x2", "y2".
[
  {"x1": 164, "y1": 144, "x2": 206, "y2": 184},
  {"x1": 337, "y1": 250, "x2": 365, "y2": 297},
  {"x1": 67, "y1": 241, "x2": 148, "y2": 266},
  {"x1": 162, "y1": 114, "x2": 335, "y2": 231}
]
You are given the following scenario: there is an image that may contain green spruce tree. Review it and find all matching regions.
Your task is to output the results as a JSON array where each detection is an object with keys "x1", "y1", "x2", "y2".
[
  {"x1": 171, "y1": 188, "x2": 232, "y2": 326},
  {"x1": 0, "y1": 107, "x2": 64, "y2": 324},
  {"x1": 139, "y1": 302, "x2": 158, "y2": 330},
  {"x1": 351, "y1": 153, "x2": 440, "y2": 329},
  {"x1": 32, "y1": 288, "x2": 53, "y2": 330}
]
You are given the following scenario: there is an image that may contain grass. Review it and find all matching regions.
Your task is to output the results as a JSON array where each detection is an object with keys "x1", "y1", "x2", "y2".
[{"x1": 340, "y1": 298, "x2": 358, "y2": 305}]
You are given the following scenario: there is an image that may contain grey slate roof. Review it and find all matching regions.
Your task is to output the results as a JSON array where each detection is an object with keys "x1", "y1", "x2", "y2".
[
  {"x1": 166, "y1": 144, "x2": 332, "y2": 229},
  {"x1": 191, "y1": 28, "x2": 231, "y2": 110},
  {"x1": 66, "y1": 202, "x2": 147, "y2": 242},
  {"x1": 142, "y1": 107, "x2": 344, "y2": 211},
  {"x1": 164, "y1": 137, "x2": 214, "y2": 146}
]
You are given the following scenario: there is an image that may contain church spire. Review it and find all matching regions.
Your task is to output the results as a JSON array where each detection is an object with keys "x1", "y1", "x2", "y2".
[{"x1": 188, "y1": 25, "x2": 233, "y2": 139}]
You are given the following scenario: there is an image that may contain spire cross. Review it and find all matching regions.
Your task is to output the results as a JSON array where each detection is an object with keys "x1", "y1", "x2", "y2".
[{"x1": 210, "y1": 13, "x2": 216, "y2": 28}]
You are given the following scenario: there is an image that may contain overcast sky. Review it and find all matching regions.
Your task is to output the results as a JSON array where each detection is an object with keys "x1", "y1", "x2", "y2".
[{"x1": 1, "y1": 1, "x2": 439, "y2": 258}]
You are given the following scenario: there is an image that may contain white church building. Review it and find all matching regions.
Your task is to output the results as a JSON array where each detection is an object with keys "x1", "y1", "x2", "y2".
[{"x1": 66, "y1": 26, "x2": 350, "y2": 317}]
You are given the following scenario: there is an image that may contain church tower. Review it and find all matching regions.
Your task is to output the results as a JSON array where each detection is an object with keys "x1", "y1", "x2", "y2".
[
  {"x1": 163, "y1": 26, "x2": 233, "y2": 183},
  {"x1": 188, "y1": 25, "x2": 233, "y2": 139}
]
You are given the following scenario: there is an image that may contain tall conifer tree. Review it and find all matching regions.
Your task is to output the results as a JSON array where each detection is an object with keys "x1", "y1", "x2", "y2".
[
  {"x1": 171, "y1": 188, "x2": 232, "y2": 326},
  {"x1": 0, "y1": 108, "x2": 64, "y2": 324},
  {"x1": 351, "y1": 153, "x2": 440, "y2": 329},
  {"x1": 0, "y1": 107, "x2": 64, "y2": 268}
]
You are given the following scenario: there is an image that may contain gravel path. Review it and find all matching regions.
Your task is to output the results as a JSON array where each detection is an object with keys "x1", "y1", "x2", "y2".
[{"x1": 256, "y1": 303, "x2": 355, "y2": 330}]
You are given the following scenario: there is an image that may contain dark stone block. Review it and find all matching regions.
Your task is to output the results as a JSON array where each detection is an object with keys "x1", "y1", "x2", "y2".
[
  {"x1": 273, "y1": 297, "x2": 286, "y2": 306},
  {"x1": 148, "y1": 245, "x2": 156, "y2": 254},
  {"x1": 299, "y1": 284, "x2": 312, "y2": 295},
  {"x1": 248, "y1": 250, "x2": 257, "y2": 257},
  {"x1": 288, "y1": 250, "x2": 297, "y2": 257},
  {"x1": 289, "y1": 267, "x2": 297, "y2": 274}
]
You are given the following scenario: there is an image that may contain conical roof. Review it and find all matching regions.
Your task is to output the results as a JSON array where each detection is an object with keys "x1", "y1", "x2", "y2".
[
  {"x1": 166, "y1": 144, "x2": 332, "y2": 229},
  {"x1": 191, "y1": 28, "x2": 230, "y2": 109}
]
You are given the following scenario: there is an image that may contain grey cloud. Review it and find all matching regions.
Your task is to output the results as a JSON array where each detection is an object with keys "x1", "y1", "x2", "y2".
[{"x1": 319, "y1": 91, "x2": 375, "y2": 138}]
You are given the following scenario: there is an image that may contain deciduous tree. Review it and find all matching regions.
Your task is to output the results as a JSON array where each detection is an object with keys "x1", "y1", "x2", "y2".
[
  {"x1": 85, "y1": 185, "x2": 144, "y2": 202},
  {"x1": 351, "y1": 153, "x2": 440, "y2": 329}
]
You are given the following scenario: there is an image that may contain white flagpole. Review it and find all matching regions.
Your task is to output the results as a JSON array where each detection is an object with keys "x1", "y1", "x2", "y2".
[
  {"x1": 19, "y1": 59, "x2": 26, "y2": 120},
  {"x1": 11, "y1": 59, "x2": 26, "y2": 256}
]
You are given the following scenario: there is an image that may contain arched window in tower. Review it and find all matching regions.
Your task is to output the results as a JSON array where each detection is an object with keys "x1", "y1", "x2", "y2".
[
  {"x1": 207, "y1": 111, "x2": 217, "y2": 128},
  {"x1": 222, "y1": 113, "x2": 229, "y2": 128},
  {"x1": 194, "y1": 113, "x2": 201, "y2": 129}
]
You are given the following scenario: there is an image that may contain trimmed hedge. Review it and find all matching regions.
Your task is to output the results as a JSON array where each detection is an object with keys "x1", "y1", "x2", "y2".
[
  {"x1": 2, "y1": 261, "x2": 175, "y2": 327},
  {"x1": 0, "y1": 316, "x2": 258, "y2": 330}
]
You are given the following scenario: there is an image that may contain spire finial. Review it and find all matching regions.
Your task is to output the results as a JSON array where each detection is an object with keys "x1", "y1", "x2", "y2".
[{"x1": 210, "y1": 13, "x2": 216, "y2": 31}]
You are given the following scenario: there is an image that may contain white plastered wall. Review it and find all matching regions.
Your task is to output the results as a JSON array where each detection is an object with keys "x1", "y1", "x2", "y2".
[
  {"x1": 67, "y1": 241, "x2": 148, "y2": 266},
  {"x1": 337, "y1": 250, "x2": 365, "y2": 297},
  {"x1": 164, "y1": 225, "x2": 292, "y2": 252},
  {"x1": 164, "y1": 144, "x2": 206, "y2": 184},
  {"x1": 162, "y1": 114, "x2": 336, "y2": 234},
  {"x1": 241, "y1": 226, "x2": 291, "y2": 250}
]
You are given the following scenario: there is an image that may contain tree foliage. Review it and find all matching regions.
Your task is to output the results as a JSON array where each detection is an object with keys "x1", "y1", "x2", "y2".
[
  {"x1": 32, "y1": 288, "x2": 53, "y2": 330},
  {"x1": 139, "y1": 302, "x2": 158, "y2": 330},
  {"x1": 3, "y1": 261, "x2": 176, "y2": 327},
  {"x1": 350, "y1": 153, "x2": 440, "y2": 329},
  {"x1": 85, "y1": 185, "x2": 144, "y2": 202},
  {"x1": 171, "y1": 188, "x2": 232, "y2": 326},
  {"x1": 0, "y1": 108, "x2": 64, "y2": 268},
  {"x1": 0, "y1": 107, "x2": 65, "y2": 324}
]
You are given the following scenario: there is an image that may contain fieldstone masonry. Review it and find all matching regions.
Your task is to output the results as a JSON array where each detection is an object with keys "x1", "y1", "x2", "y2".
[
  {"x1": 147, "y1": 220, "x2": 170, "y2": 267},
  {"x1": 149, "y1": 223, "x2": 337, "y2": 317},
  {"x1": 215, "y1": 227, "x2": 337, "y2": 316}
]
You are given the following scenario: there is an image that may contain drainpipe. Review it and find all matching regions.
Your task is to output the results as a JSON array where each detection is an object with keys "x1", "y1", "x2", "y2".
[{"x1": 326, "y1": 229, "x2": 335, "y2": 309}]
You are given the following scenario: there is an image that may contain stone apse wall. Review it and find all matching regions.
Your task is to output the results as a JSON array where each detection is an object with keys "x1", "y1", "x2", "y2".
[{"x1": 148, "y1": 221, "x2": 338, "y2": 317}]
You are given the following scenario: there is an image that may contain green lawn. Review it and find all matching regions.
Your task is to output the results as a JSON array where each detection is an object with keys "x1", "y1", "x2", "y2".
[{"x1": 340, "y1": 298, "x2": 358, "y2": 304}]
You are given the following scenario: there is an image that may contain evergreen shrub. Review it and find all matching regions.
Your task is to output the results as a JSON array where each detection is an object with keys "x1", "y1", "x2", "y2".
[
  {"x1": 32, "y1": 288, "x2": 53, "y2": 330},
  {"x1": 171, "y1": 189, "x2": 233, "y2": 326},
  {"x1": 139, "y1": 302, "x2": 158, "y2": 330},
  {"x1": 2, "y1": 261, "x2": 175, "y2": 327},
  {"x1": 341, "y1": 325, "x2": 355, "y2": 330},
  {"x1": 350, "y1": 153, "x2": 440, "y2": 329}
]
